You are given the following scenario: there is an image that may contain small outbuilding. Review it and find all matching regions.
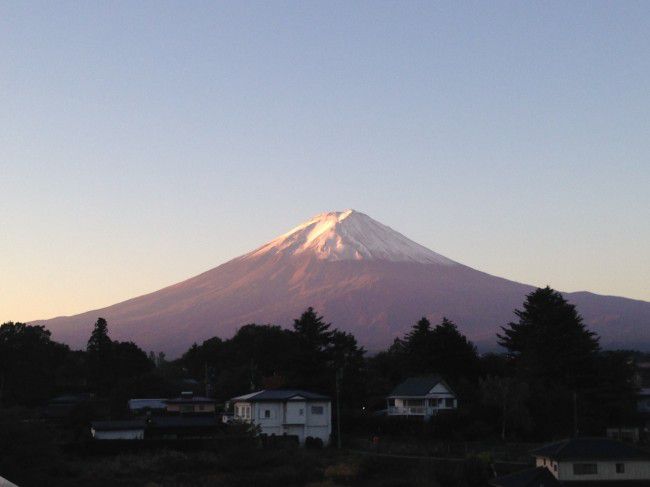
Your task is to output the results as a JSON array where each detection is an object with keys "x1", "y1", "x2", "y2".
[{"x1": 91, "y1": 420, "x2": 146, "y2": 440}]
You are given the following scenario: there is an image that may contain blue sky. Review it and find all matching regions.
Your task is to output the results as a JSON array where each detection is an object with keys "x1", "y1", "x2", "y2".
[{"x1": 1, "y1": 1, "x2": 649, "y2": 322}]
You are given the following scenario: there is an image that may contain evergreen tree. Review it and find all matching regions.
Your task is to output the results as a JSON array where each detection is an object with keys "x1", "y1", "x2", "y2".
[
  {"x1": 403, "y1": 316, "x2": 479, "y2": 380},
  {"x1": 292, "y1": 307, "x2": 335, "y2": 390},
  {"x1": 86, "y1": 317, "x2": 115, "y2": 394},
  {"x1": 498, "y1": 287, "x2": 601, "y2": 438},
  {"x1": 497, "y1": 286, "x2": 599, "y2": 388},
  {"x1": 0, "y1": 322, "x2": 69, "y2": 405}
]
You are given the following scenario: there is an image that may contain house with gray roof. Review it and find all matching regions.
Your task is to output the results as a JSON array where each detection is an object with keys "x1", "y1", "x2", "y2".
[
  {"x1": 531, "y1": 437, "x2": 650, "y2": 485},
  {"x1": 387, "y1": 375, "x2": 457, "y2": 419},
  {"x1": 230, "y1": 389, "x2": 331, "y2": 445}
]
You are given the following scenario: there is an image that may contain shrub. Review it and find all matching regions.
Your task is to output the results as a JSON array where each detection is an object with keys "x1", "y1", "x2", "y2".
[{"x1": 324, "y1": 461, "x2": 360, "y2": 483}]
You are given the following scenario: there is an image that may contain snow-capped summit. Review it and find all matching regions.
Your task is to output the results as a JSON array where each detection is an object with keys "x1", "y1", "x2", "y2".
[
  {"x1": 34, "y1": 209, "x2": 650, "y2": 356},
  {"x1": 250, "y1": 209, "x2": 456, "y2": 265}
]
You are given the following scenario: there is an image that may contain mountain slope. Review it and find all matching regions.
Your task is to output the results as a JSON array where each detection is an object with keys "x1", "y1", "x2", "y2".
[{"x1": 34, "y1": 210, "x2": 650, "y2": 356}]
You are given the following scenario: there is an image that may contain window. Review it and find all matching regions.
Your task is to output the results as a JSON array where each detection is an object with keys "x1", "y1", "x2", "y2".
[
  {"x1": 573, "y1": 463, "x2": 597, "y2": 475},
  {"x1": 299, "y1": 408, "x2": 304, "y2": 416},
  {"x1": 616, "y1": 463, "x2": 625, "y2": 474},
  {"x1": 264, "y1": 409, "x2": 271, "y2": 419},
  {"x1": 553, "y1": 464, "x2": 557, "y2": 472},
  {"x1": 445, "y1": 398, "x2": 454, "y2": 408},
  {"x1": 311, "y1": 406, "x2": 324, "y2": 415}
]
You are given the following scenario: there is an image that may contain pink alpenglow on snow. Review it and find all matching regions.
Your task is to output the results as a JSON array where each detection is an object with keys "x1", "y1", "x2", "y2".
[{"x1": 33, "y1": 210, "x2": 650, "y2": 356}]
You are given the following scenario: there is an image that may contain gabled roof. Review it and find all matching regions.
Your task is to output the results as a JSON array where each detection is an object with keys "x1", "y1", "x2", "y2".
[
  {"x1": 231, "y1": 389, "x2": 330, "y2": 402},
  {"x1": 388, "y1": 375, "x2": 452, "y2": 397},
  {"x1": 531, "y1": 437, "x2": 650, "y2": 461},
  {"x1": 489, "y1": 467, "x2": 560, "y2": 487}
]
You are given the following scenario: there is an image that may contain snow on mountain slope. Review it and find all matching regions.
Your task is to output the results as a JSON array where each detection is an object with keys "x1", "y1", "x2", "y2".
[
  {"x1": 250, "y1": 209, "x2": 457, "y2": 265},
  {"x1": 32, "y1": 209, "x2": 650, "y2": 356}
]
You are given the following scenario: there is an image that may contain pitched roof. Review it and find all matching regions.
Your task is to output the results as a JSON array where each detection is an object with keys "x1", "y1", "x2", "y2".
[
  {"x1": 388, "y1": 375, "x2": 450, "y2": 397},
  {"x1": 531, "y1": 437, "x2": 650, "y2": 461},
  {"x1": 489, "y1": 467, "x2": 560, "y2": 487},
  {"x1": 231, "y1": 389, "x2": 330, "y2": 402}
]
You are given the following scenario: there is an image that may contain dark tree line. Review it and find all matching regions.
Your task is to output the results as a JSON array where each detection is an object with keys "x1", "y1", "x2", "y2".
[
  {"x1": 0, "y1": 288, "x2": 641, "y2": 441},
  {"x1": 179, "y1": 307, "x2": 366, "y2": 410}
]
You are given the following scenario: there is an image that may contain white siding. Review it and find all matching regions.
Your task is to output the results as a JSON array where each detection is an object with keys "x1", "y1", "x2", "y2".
[
  {"x1": 559, "y1": 460, "x2": 650, "y2": 481},
  {"x1": 92, "y1": 428, "x2": 144, "y2": 440},
  {"x1": 285, "y1": 400, "x2": 307, "y2": 424},
  {"x1": 536, "y1": 456, "x2": 650, "y2": 481},
  {"x1": 232, "y1": 399, "x2": 331, "y2": 446}
]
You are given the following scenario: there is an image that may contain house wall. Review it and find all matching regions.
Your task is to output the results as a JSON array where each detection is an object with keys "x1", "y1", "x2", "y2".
[
  {"x1": 304, "y1": 401, "x2": 331, "y2": 444},
  {"x1": 285, "y1": 400, "x2": 307, "y2": 424},
  {"x1": 233, "y1": 400, "x2": 331, "y2": 445},
  {"x1": 559, "y1": 460, "x2": 650, "y2": 481},
  {"x1": 535, "y1": 457, "x2": 559, "y2": 477},
  {"x1": 536, "y1": 456, "x2": 650, "y2": 481},
  {"x1": 92, "y1": 428, "x2": 144, "y2": 440},
  {"x1": 253, "y1": 402, "x2": 284, "y2": 436},
  {"x1": 166, "y1": 403, "x2": 215, "y2": 414}
]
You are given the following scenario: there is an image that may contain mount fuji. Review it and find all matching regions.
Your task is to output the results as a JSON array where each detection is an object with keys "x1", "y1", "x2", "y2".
[{"x1": 34, "y1": 210, "x2": 650, "y2": 356}]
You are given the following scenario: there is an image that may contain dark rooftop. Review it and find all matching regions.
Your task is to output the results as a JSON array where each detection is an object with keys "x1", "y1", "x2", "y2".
[
  {"x1": 91, "y1": 420, "x2": 145, "y2": 431},
  {"x1": 232, "y1": 389, "x2": 330, "y2": 402},
  {"x1": 92, "y1": 417, "x2": 220, "y2": 432},
  {"x1": 531, "y1": 437, "x2": 650, "y2": 461},
  {"x1": 489, "y1": 467, "x2": 560, "y2": 487},
  {"x1": 148, "y1": 416, "x2": 220, "y2": 428},
  {"x1": 166, "y1": 396, "x2": 214, "y2": 404},
  {"x1": 388, "y1": 375, "x2": 448, "y2": 397}
]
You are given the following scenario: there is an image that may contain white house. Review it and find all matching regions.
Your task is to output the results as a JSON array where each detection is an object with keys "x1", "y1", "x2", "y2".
[
  {"x1": 531, "y1": 437, "x2": 650, "y2": 483},
  {"x1": 387, "y1": 376, "x2": 457, "y2": 419},
  {"x1": 91, "y1": 420, "x2": 146, "y2": 440},
  {"x1": 231, "y1": 389, "x2": 331, "y2": 445}
]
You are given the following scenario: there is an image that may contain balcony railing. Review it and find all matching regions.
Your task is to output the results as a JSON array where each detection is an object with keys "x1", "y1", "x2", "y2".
[{"x1": 388, "y1": 404, "x2": 455, "y2": 416}]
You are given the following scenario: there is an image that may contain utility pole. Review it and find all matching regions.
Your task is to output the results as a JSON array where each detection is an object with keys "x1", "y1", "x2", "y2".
[
  {"x1": 573, "y1": 391, "x2": 578, "y2": 437},
  {"x1": 336, "y1": 367, "x2": 343, "y2": 449}
]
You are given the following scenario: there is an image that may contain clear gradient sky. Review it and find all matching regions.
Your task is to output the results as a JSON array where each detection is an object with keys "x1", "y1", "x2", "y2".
[{"x1": 1, "y1": 1, "x2": 649, "y2": 323}]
